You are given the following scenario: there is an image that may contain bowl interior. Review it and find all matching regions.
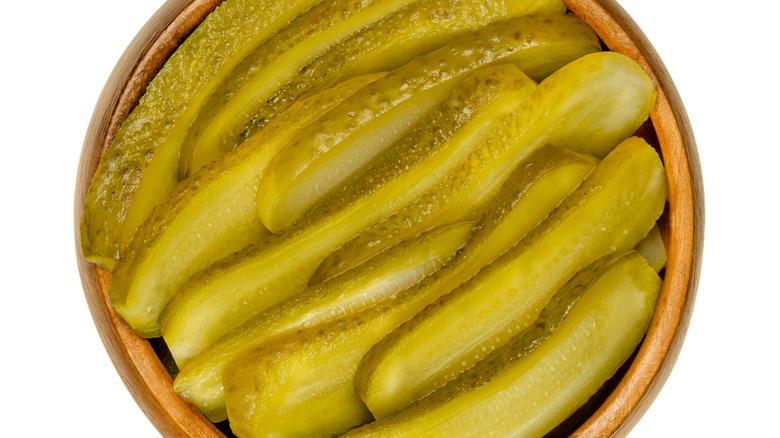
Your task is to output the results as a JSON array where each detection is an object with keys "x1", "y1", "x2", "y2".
[{"x1": 74, "y1": 0, "x2": 703, "y2": 436}]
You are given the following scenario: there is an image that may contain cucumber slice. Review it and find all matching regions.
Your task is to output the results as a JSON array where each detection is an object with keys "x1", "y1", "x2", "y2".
[
  {"x1": 174, "y1": 221, "x2": 473, "y2": 422},
  {"x1": 179, "y1": 0, "x2": 422, "y2": 177},
  {"x1": 80, "y1": 0, "x2": 323, "y2": 264},
  {"x1": 256, "y1": 14, "x2": 601, "y2": 232},
  {"x1": 108, "y1": 73, "x2": 383, "y2": 338},
  {"x1": 199, "y1": 0, "x2": 568, "y2": 167},
  {"x1": 345, "y1": 251, "x2": 661, "y2": 438},
  {"x1": 356, "y1": 136, "x2": 666, "y2": 418},
  {"x1": 160, "y1": 64, "x2": 536, "y2": 362},
  {"x1": 220, "y1": 144, "x2": 593, "y2": 436}
]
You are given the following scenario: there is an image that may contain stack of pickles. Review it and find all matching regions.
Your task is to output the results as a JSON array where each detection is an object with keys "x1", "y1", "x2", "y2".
[{"x1": 81, "y1": 0, "x2": 669, "y2": 436}]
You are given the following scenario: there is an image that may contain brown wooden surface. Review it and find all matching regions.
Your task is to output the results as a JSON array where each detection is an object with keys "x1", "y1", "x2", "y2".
[{"x1": 74, "y1": 0, "x2": 704, "y2": 436}]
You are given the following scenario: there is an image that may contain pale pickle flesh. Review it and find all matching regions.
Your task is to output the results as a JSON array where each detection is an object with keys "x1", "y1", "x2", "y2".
[
  {"x1": 344, "y1": 252, "x2": 661, "y2": 438},
  {"x1": 160, "y1": 65, "x2": 538, "y2": 363},
  {"x1": 637, "y1": 224, "x2": 668, "y2": 273},
  {"x1": 256, "y1": 14, "x2": 601, "y2": 232},
  {"x1": 180, "y1": 0, "x2": 421, "y2": 177},
  {"x1": 108, "y1": 73, "x2": 384, "y2": 338},
  {"x1": 221, "y1": 144, "x2": 595, "y2": 437},
  {"x1": 174, "y1": 221, "x2": 472, "y2": 422},
  {"x1": 81, "y1": 0, "x2": 322, "y2": 265},
  {"x1": 355, "y1": 137, "x2": 666, "y2": 418},
  {"x1": 313, "y1": 50, "x2": 655, "y2": 283},
  {"x1": 214, "y1": 0, "x2": 568, "y2": 156}
]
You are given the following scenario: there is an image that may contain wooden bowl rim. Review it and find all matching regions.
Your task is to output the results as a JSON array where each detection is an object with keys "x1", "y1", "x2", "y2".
[{"x1": 74, "y1": 0, "x2": 704, "y2": 436}]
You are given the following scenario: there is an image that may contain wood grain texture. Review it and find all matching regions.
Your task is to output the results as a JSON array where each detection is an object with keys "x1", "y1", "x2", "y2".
[{"x1": 74, "y1": 0, "x2": 704, "y2": 436}]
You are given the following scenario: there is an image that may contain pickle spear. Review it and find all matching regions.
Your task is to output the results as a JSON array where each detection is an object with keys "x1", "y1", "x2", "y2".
[
  {"x1": 174, "y1": 221, "x2": 473, "y2": 422},
  {"x1": 256, "y1": 14, "x2": 601, "y2": 231},
  {"x1": 108, "y1": 73, "x2": 384, "y2": 338},
  {"x1": 313, "y1": 52, "x2": 655, "y2": 282},
  {"x1": 221, "y1": 144, "x2": 594, "y2": 437},
  {"x1": 345, "y1": 251, "x2": 661, "y2": 438},
  {"x1": 80, "y1": 0, "x2": 322, "y2": 265},
  {"x1": 160, "y1": 64, "x2": 538, "y2": 363},
  {"x1": 356, "y1": 137, "x2": 666, "y2": 418},
  {"x1": 179, "y1": 0, "x2": 422, "y2": 177},
  {"x1": 188, "y1": 0, "x2": 568, "y2": 170}
]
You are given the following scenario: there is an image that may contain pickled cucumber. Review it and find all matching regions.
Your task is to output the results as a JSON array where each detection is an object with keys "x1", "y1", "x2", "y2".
[
  {"x1": 179, "y1": 0, "x2": 422, "y2": 177},
  {"x1": 109, "y1": 73, "x2": 384, "y2": 338},
  {"x1": 314, "y1": 51, "x2": 655, "y2": 282},
  {"x1": 355, "y1": 137, "x2": 666, "y2": 418},
  {"x1": 345, "y1": 252, "x2": 661, "y2": 437},
  {"x1": 160, "y1": 65, "x2": 537, "y2": 363},
  {"x1": 81, "y1": 0, "x2": 322, "y2": 265},
  {"x1": 221, "y1": 143, "x2": 594, "y2": 437},
  {"x1": 256, "y1": 14, "x2": 600, "y2": 231},
  {"x1": 637, "y1": 224, "x2": 667, "y2": 273},
  {"x1": 194, "y1": 0, "x2": 567, "y2": 165},
  {"x1": 174, "y1": 221, "x2": 472, "y2": 422}
]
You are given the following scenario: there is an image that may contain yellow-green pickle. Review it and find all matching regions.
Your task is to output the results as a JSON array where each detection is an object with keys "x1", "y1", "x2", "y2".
[{"x1": 80, "y1": 0, "x2": 670, "y2": 435}]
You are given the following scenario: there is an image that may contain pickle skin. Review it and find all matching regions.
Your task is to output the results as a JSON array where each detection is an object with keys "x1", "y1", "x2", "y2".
[
  {"x1": 222, "y1": 145, "x2": 593, "y2": 436},
  {"x1": 314, "y1": 51, "x2": 655, "y2": 283},
  {"x1": 160, "y1": 64, "x2": 537, "y2": 363},
  {"x1": 109, "y1": 74, "x2": 383, "y2": 338},
  {"x1": 344, "y1": 251, "x2": 661, "y2": 438},
  {"x1": 356, "y1": 136, "x2": 667, "y2": 418},
  {"x1": 172, "y1": 221, "x2": 474, "y2": 422},
  {"x1": 81, "y1": 0, "x2": 322, "y2": 263},
  {"x1": 181, "y1": 0, "x2": 422, "y2": 178},
  {"x1": 256, "y1": 14, "x2": 601, "y2": 232},
  {"x1": 226, "y1": 0, "x2": 568, "y2": 152}
]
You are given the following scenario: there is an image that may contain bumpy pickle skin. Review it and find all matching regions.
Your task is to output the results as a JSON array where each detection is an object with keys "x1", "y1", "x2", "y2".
[
  {"x1": 221, "y1": 144, "x2": 594, "y2": 437},
  {"x1": 108, "y1": 73, "x2": 384, "y2": 338},
  {"x1": 160, "y1": 65, "x2": 538, "y2": 363},
  {"x1": 345, "y1": 252, "x2": 661, "y2": 438},
  {"x1": 355, "y1": 137, "x2": 667, "y2": 418},
  {"x1": 180, "y1": 0, "x2": 423, "y2": 177},
  {"x1": 174, "y1": 221, "x2": 473, "y2": 422},
  {"x1": 80, "y1": 0, "x2": 322, "y2": 265},
  {"x1": 313, "y1": 144, "x2": 596, "y2": 283},
  {"x1": 210, "y1": 0, "x2": 567, "y2": 158},
  {"x1": 256, "y1": 14, "x2": 601, "y2": 231},
  {"x1": 313, "y1": 52, "x2": 655, "y2": 283}
]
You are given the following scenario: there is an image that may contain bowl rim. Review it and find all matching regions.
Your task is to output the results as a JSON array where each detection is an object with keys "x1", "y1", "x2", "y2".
[{"x1": 74, "y1": 0, "x2": 704, "y2": 436}]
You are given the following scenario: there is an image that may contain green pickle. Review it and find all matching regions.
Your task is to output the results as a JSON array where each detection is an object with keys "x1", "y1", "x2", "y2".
[
  {"x1": 221, "y1": 145, "x2": 595, "y2": 437},
  {"x1": 109, "y1": 73, "x2": 384, "y2": 338},
  {"x1": 195, "y1": 0, "x2": 568, "y2": 166},
  {"x1": 256, "y1": 14, "x2": 601, "y2": 231},
  {"x1": 315, "y1": 50, "x2": 656, "y2": 283},
  {"x1": 81, "y1": 0, "x2": 322, "y2": 265},
  {"x1": 356, "y1": 136, "x2": 667, "y2": 419},
  {"x1": 160, "y1": 64, "x2": 539, "y2": 363},
  {"x1": 179, "y1": 0, "x2": 422, "y2": 177},
  {"x1": 174, "y1": 221, "x2": 473, "y2": 422},
  {"x1": 80, "y1": 0, "x2": 671, "y2": 432},
  {"x1": 345, "y1": 251, "x2": 661, "y2": 437}
]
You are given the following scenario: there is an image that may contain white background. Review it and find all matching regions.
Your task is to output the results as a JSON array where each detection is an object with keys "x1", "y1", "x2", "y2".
[{"x1": 1, "y1": 0, "x2": 777, "y2": 436}]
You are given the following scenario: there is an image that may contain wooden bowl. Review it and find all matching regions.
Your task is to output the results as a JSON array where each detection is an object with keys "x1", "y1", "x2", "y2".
[{"x1": 74, "y1": 0, "x2": 704, "y2": 436}]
